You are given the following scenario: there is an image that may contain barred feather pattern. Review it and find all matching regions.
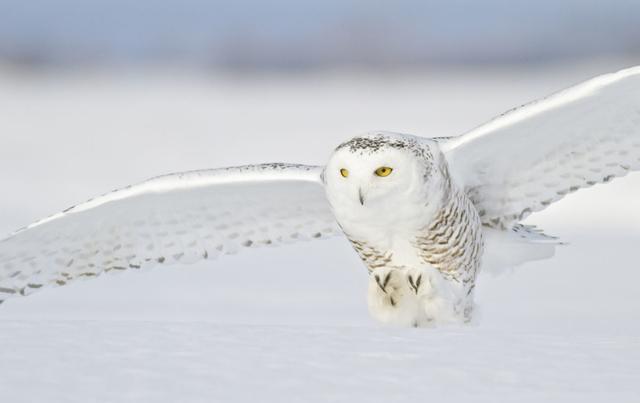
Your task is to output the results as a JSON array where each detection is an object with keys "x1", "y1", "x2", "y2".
[
  {"x1": 347, "y1": 239, "x2": 394, "y2": 273},
  {"x1": 413, "y1": 164, "x2": 484, "y2": 319}
]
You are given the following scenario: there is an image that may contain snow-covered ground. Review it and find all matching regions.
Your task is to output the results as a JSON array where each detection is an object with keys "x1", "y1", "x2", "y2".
[{"x1": 0, "y1": 61, "x2": 639, "y2": 402}]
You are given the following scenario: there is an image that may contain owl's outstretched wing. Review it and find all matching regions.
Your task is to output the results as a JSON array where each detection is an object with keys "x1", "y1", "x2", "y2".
[
  {"x1": 443, "y1": 66, "x2": 640, "y2": 228},
  {"x1": 0, "y1": 163, "x2": 339, "y2": 302}
]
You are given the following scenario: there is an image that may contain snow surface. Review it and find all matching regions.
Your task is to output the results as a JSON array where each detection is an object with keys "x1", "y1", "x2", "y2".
[{"x1": 0, "y1": 62, "x2": 639, "y2": 402}]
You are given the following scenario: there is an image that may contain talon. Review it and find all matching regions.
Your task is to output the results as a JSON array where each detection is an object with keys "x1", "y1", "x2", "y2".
[
  {"x1": 383, "y1": 271, "x2": 392, "y2": 288},
  {"x1": 408, "y1": 275, "x2": 419, "y2": 294},
  {"x1": 408, "y1": 276, "x2": 416, "y2": 293},
  {"x1": 408, "y1": 274, "x2": 423, "y2": 294},
  {"x1": 374, "y1": 275, "x2": 387, "y2": 294},
  {"x1": 389, "y1": 296, "x2": 396, "y2": 307}
]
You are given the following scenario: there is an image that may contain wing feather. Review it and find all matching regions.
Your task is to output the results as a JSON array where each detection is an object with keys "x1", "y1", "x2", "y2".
[
  {"x1": 0, "y1": 163, "x2": 339, "y2": 302},
  {"x1": 443, "y1": 66, "x2": 640, "y2": 227}
]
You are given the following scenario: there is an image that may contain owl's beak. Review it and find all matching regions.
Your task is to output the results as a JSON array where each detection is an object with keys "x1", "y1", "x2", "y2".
[{"x1": 358, "y1": 188, "x2": 365, "y2": 205}]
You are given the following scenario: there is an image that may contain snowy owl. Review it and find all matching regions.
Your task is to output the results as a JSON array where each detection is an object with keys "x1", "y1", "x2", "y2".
[{"x1": 1, "y1": 66, "x2": 639, "y2": 327}]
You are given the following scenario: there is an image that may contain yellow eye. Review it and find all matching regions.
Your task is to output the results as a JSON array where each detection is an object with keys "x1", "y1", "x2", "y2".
[
  {"x1": 374, "y1": 167, "x2": 393, "y2": 177},
  {"x1": 340, "y1": 168, "x2": 349, "y2": 178}
]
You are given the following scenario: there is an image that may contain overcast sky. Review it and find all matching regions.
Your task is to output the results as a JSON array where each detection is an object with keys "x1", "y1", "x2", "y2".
[{"x1": 1, "y1": 0, "x2": 639, "y2": 69}]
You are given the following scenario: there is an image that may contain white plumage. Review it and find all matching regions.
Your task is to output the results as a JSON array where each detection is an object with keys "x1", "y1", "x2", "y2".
[
  {"x1": 1, "y1": 66, "x2": 639, "y2": 326},
  {"x1": 445, "y1": 66, "x2": 640, "y2": 228},
  {"x1": 0, "y1": 165, "x2": 339, "y2": 297}
]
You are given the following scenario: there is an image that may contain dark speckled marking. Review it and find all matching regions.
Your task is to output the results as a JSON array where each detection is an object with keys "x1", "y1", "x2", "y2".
[
  {"x1": 336, "y1": 134, "x2": 432, "y2": 160},
  {"x1": 0, "y1": 287, "x2": 16, "y2": 294},
  {"x1": 337, "y1": 135, "x2": 411, "y2": 153},
  {"x1": 62, "y1": 205, "x2": 76, "y2": 213}
]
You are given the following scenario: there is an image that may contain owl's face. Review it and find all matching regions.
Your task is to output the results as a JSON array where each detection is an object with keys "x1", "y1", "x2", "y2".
[{"x1": 324, "y1": 132, "x2": 443, "y2": 228}]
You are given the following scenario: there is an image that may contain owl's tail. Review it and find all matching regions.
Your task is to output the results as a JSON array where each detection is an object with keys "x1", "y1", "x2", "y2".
[{"x1": 481, "y1": 224, "x2": 562, "y2": 276}]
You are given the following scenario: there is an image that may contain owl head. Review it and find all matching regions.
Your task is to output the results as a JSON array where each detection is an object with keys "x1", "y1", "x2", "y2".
[{"x1": 324, "y1": 131, "x2": 450, "y2": 229}]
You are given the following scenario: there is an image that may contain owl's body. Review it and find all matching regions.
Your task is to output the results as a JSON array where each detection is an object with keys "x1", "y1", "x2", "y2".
[
  {"x1": 1, "y1": 65, "x2": 639, "y2": 326},
  {"x1": 324, "y1": 134, "x2": 484, "y2": 325}
]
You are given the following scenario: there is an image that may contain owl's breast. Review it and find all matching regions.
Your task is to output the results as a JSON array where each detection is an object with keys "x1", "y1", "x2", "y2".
[{"x1": 341, "y1": 220, "x2": 434, "y2": 273}]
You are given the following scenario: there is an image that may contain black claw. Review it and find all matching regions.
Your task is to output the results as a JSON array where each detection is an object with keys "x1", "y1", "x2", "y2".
[
  {"x1": 383, "y1": 271, "x2": 392, "y2": 289},
  {"x1": 374, "y1": 275, "x2": 387, "y2": 294},
  {"x1": 408, "y1": 275, "x2": 419, "y2": 294},
  {"x1": 390, "y1": 296, "x2": 396, "y2": 307}
]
